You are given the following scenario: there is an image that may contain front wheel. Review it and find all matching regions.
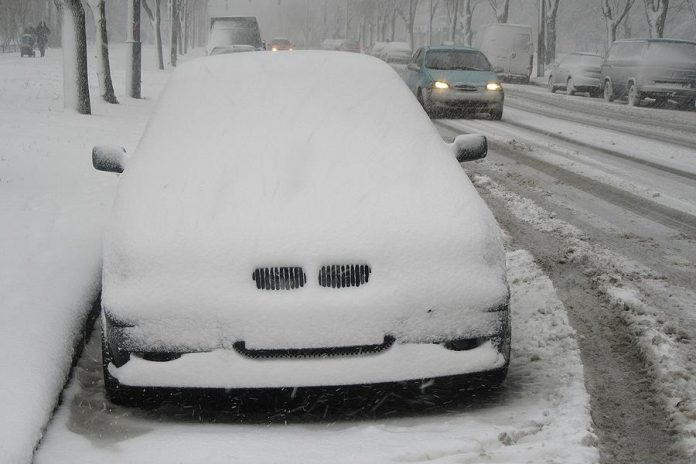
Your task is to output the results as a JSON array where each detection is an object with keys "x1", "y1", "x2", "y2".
[
  {"x1": 603, "y1": 81, "x2": 614, "y2": 102},
  {"x1": 548, "y1": 76, "x2": 556, "y2": 93},
  {"x1": 677, "y1": 97, "x2": 695, "y2": 111},
  {"x1": 566, "y1": 78, "x2": 576, "y2": 96},
  {"x1": 627, "y1": 82, "x2": 641, "y2": 107}
]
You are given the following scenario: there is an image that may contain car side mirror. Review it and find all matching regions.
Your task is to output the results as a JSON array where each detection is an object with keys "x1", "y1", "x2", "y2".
[
  {"x1": 92, "y1": 145, "x2": 128, "y2": 173},
  {"x1": 407, "y1": 63, "x2": 420, "y2": 71},
  {"x1": 449, "y1": 134, "x2": 487, "y2": 162}
]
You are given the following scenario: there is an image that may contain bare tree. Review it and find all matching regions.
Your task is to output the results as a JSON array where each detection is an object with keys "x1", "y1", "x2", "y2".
[
  {"x1": 643, "y1": 0, "x2": 669, "y2": 36},
  {"x1": 545, "y1": 0, "x2": 561, "y2": 64},
  {"x1": 445, "y1": 0, "x2": 479, "y2": 44},
  {"x1": 170, "y1": 0, "x2": 179, "y2": 66},
  {"x1": 488, "y1": 0, "x2": 510, "y2": 23},
  {"x1": 427, "y1": 0, "x2": 440, "y2": 45},
  {"x1": 52, "y1": 0, "x2": 90, "y2": 114},
  {"x1": 142, "y1": 0, "x2": 164, "y2": 69},
  {"x1": 396, "y1": 0, "x2": 421, "y2": 50},
  {"x1": 601, "y1": 0, "x2": 635, "y2": 44},
  {"x1": 85, "y1": 0, "x2": 117, "y2": 103}
]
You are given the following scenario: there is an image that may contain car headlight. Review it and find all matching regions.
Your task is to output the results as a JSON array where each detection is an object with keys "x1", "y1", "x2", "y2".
[
  {"x1": 486, "y1": 82, "x2": 503, "y2": 91},
  {"x1": 271, "y1": 47, "x2": 278, "y2": 52},
  {"x1": 433, "y1": 81, "x2": 450, "y2": 89}
]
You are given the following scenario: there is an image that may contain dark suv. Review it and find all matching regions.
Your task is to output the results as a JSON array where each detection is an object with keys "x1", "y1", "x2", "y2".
[{"x1": 601, "y1": 38, "x2": 696, "y2": 110}]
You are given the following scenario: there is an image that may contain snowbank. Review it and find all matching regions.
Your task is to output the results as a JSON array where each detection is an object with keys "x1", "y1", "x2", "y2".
[
  {"x1": 0, "y1": 46, "x2": 170, "y2": 464},
  {"x1": 34, "y1": 250, "x2": 598, "y2": 464}
]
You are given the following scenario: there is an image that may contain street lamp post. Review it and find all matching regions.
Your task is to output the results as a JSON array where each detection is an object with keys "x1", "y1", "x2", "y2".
[{"x1": 537, "y1": 0, "x2": 546, "y2": 78}]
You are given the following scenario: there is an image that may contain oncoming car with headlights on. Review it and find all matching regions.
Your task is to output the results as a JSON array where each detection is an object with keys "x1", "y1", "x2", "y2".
[
  {"x1": 404, "y1": 45, "x2": 504, "y2": 120},
  {"x1": 91, "y1": 52, "x2": 511, "y2": 406}
]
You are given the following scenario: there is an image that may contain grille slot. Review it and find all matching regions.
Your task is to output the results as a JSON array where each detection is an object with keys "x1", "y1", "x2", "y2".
[
  {"x1": 233, "y1": 336, "x2": 395, "y2": 359},
  {"x1": 252, "y1": 267, "x2": 306, "y2": 290},
  {"x1": 318, "y1": 264, "x2": 371, "y2": 288}
]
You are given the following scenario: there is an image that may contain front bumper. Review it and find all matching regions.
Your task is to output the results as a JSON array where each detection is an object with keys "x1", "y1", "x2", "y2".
[
  {"x1": 428, "y1": 88, "x2": 504, "y2": 110},
  {"x1": 109, "y1": 340, "x2": 507, "y2": 389},
  {"x1": 639, "y1": 83, "x2": 696, "y2": 98}
]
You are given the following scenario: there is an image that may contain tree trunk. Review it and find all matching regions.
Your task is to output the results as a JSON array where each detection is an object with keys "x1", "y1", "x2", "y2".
[
  {"x1": 489, "y1": 0, "x2": 510, "y2": 23},
  {"x1": 142, "y1": 0, "x2": 164, "y2": 69},
  {"x1": 170, "y1": 0, "x2": 178, "y2": 66},
  {"x1": 54, "y1": 0, "x2": 91, "y2": 114},
  {"x1": 462, "y1": 0, "x2": 474, "y2": 45},
  {"x1": 544, "y1": 0, "x2": 560, "y2": 65},
  {"x1": 643, "y1": 0, "x2": 669, "y2": 37},
  {"x1": 86, "y1": 0, "x2": 117, "y2": 103},
  {"x1": 449, "y1": 0, "x2": 460, "y2": 42}
]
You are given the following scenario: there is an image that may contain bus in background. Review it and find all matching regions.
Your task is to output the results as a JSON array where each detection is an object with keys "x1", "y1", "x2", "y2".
[{"x1": 476, "y1": 23, "x2": 533, "y2": 83}]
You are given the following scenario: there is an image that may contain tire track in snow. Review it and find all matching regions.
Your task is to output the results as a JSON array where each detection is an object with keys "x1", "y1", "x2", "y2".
[{"x1": 436, "y1": 120, "x2": 696, "y2": 239}]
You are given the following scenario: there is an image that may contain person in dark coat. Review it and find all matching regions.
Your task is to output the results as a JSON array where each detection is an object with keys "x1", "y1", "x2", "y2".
[{"x1": 36, "y1": 21, "x2": 50, "y2": 57}]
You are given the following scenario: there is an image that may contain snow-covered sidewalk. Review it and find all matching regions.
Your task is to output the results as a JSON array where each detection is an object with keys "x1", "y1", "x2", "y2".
[
  {"x1": 34, "y1": 250, "x2": 598, "y2": 464},
  {"x1": 0, "y1": 46, "x2": 169, "y2": 464}
]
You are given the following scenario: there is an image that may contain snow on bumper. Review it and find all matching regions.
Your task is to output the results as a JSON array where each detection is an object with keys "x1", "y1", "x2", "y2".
[{"x1": 109, "y1": 341, "x2": 506, "y2": 389}]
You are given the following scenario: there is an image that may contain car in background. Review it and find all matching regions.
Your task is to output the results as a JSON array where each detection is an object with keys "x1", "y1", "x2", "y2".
[
  {"x1": 476, "y1": 23, "x2": 533, "y2": 83},
  {"x1": 601, "y1": 38, "x2": 696, "y2": 109},
  {"x1": 19, "y1": 34, "x2": 36, "y2": 58},
  {"x1": 91, "y1": 51, "x2": 510, "y2": 405},
  {"x1": 370, "y1": 41, "x2": 388, "y2": 57},
  {"x1": 548, "y1": 52, "x2": 603, "y2": 96},
  {"x1": 404, "y1": 45, "x2": 504, "y2": 119},
  {"x1": 208, "y1": 44, "x2": 256, "y2": 56},
  {"x1": 268, "y1": 37, "x2": 294, "y2": 51},
  {"x1": 381, "y1": 41, "x2": 412, "y2": 64},
  {"x1": 206, "y1": 16, "x2": 263, "y2": 55},
  {"x1": 320, "y1": 38, "x2": 360, "y2": 53}
]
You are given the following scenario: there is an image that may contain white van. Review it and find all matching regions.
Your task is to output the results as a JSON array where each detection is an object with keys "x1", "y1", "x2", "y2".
[
  {"x1": 207, "y1": 16, "x2": 263, "y2": 55},
  {"x1": 477, "y1": 24, "x2": 533, "y2": 83}
]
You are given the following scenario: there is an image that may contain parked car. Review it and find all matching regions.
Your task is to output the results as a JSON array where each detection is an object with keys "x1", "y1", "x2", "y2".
[
  {"x1": 601, "y1": 38, "x2": 696, "y2": 109},
  {"x1": 381, "y1": 41, "x2": 412, "y2": 64},
  {"x1": 268, "y1": 37, "x2": 293, "y2": 51},
  {"x1": 370, "y1": 41, "x2": 388, "y2": 57},
  {"x1": 92, "y1": 51, "x2": 510, "y2": 405},
  {"x1": 19, "y1": 34, "x2": 35, "y2": 58},
  {"x1": 320, "y1": 38, "x2": 360, "y2": 53},
  {"x1": 404, "y1": 45, "x2": 504, "y2": 119},
  {"x1": 206, "y1": 16, "x2": 263, "y2": 55},
  {"x1": 548, "y1": 52, "x2": 603, "y2": 96},
  {"x1": 476, "y1": 23, "x2": 533, "y2": 83}
]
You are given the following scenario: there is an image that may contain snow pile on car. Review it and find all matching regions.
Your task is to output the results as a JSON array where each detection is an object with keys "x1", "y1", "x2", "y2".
[{"x1": 102, "y1": 51, "x2": 509, "y2": 350}]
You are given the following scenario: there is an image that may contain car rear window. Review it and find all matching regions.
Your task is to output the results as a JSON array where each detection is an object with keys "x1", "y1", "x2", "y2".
[
  {"x1": 425, "y1": 50, "x2": 492, "y2": 71},
  {"x1": 644, "y1": 42, "x2": 696, "y2": 64},
  {"x1": 210, "y1": 24, "x2": 261, "y2": 48}
]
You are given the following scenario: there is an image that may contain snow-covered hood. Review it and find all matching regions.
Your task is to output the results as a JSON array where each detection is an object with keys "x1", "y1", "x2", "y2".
[{"x1": 102, "y1": 52, "x2": 508, "y2": 347}]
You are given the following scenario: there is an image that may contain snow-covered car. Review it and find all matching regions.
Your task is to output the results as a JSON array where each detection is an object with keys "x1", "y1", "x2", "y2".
[
  {"x1": 92, "y1": 52, "x2": 511, "y2": 405},
  {"x1": 381, "y1": 41, "x2": 413, "y2": 64},
  {"x1": 548, "y1": 52, "x2": 603, "y2": 96}
]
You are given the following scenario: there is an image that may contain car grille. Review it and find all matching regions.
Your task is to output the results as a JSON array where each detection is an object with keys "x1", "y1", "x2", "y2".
[
  {"x1": 233, "y1": 336, "x2": 395, "y2": 359},
  {"x1": 453, "y1": 84, "x2": 478, "y2": 92},
  {"x1": 318, "y1": 264, "x2": 371, "y2": 288},
  {"x1": 252, "y1": 267, "x2": 306, "y2": 290}
]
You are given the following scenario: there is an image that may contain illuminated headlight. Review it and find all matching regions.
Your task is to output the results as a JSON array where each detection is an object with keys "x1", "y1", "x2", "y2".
[
  {"x1": 486, "y1": 82, "x2": 503, "y2": 91},
  {"x1": 433, "y1": 81, "x2": 450, "y2": 89},
  {"x1": 271, "y1": 47, "x2": 278, "y2": 52}
]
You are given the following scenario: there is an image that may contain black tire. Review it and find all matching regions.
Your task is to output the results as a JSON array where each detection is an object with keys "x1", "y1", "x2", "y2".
[
  {"x1": 627, "y1": 82, "x2": 641, "y2": 107},
  {"x1": 566, "y1": 77, "x2": 575, "y2": 96},
  {"x1": 603, "y1": 80, "x2": 615, "y2": 102},
  {"x1": 548, "y1": 76, "x2": 556, "y2": 93},
  {"x1": 489, "y1": 108, "x2": 503, "y2": 120},
  {"x1": 677, "y1": 97, "x2": 695, "y2": 111}
]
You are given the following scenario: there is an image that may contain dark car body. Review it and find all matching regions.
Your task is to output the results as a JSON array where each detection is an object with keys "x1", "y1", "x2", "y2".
[
  {"x1": 601, "y1": 38, "x2": 696, "y2": 108},
  {"x1": 548, "y1": 52, "x2": 603, "y2": 96},
  {"x1": 20, "y1": 34, "x2": 35, "y2": 58},
  {"x1": 268, "y1": 37, "x2": 293, "y2": 51}
]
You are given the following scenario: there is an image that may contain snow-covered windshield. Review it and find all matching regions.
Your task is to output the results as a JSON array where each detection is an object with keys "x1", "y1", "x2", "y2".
[
  {"x1": 425, "y1": 51, "x2": 492, "y2": 71},
  {"x1": 645, "y1": 42, "x2": 696, "y2": 65}
]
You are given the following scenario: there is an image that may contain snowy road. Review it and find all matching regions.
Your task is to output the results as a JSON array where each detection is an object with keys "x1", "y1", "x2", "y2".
[{"x1": 435, "y1": 86, "x2": 696, "y2": 463}]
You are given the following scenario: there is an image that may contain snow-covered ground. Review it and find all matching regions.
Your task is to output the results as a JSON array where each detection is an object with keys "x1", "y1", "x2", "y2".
[
  {"x1": 34, "y1": 250, "x2": 598, "y2": 464},
  {"x1": 0, "y1": 45, "x2": 170, "y2": 464},
  {"x1": 1, "y1": 47, "x2": 600, "y2": 464}
]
